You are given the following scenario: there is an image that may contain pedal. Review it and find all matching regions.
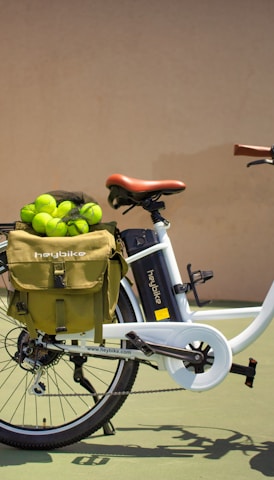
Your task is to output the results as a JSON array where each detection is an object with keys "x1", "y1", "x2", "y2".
[
  {"x1": 245, "y1": 358, "x2": 257, "y2": 388},
  {"x1": 230, "y1": 358, "x2": 257, "y2": 388}
]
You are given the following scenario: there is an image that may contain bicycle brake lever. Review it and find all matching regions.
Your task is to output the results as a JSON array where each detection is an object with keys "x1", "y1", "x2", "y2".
[{"x1": 247, "y1": 159, "x2": 274, "y2": 167}]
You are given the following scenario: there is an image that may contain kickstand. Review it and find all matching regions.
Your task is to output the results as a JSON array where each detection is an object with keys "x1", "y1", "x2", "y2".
[
  {"x1": 102, "y1": 419, "x2": 115, "y2": 436},
  {"x1": 70, "y1": 354, "x2": 116, "y2": 436}
]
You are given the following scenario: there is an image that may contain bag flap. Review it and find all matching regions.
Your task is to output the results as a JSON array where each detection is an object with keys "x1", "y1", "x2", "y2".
[{"x1": 7, "y1": 229, "x2": 116, "y2": 291}]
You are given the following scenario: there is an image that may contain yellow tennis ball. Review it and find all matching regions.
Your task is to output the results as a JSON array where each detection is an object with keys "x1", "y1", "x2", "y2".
[
  {"x1": 54, "y1": 200, "x2": 76, "y2": 218},
  {"x1": 79, "y1": 202, "x2": 102, "y2": 225},
  {"x1": 32, "y1": 212, "x2": 52, "y2": 234},
  {"x1": 45, "y1": 217, "x2": 68, "y2": 237},
  {"x1": 67, "y1": 218, "x2": 89, "y2": 236},
  {"x1": 51, "y1": 207, "x2": 58, "y2": 217},
  {"x1": 35, "y1": 194, "x2": 57, "y2": 214},
  {"x1": 20, "y1": 203, "x2": 37, "y2": 223}
]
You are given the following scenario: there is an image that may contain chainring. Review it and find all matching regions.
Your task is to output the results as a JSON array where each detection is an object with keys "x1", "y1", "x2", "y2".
[{"x1": 163, "y1": 323, "x2": 232, "y2": 392}]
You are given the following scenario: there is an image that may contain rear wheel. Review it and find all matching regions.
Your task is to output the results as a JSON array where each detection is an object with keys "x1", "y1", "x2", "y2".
[{"x1": 0, "y1": 274, "x2": 139, "y2": 449}]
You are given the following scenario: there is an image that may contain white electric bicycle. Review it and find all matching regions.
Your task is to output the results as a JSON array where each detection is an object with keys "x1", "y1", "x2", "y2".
[{"x1": 0, "y1": 143, "x2": 273, "y2": 450}]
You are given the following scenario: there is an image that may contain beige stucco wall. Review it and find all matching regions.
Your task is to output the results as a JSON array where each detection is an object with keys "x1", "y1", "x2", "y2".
[{"x1": 1, "y1": 0, "x2": 274, "y2": 301}]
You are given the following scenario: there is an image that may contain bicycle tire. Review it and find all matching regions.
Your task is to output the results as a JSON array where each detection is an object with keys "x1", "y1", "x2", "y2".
[{"x1": 0, "y1": 273, "x2": 139, "y2": 450}]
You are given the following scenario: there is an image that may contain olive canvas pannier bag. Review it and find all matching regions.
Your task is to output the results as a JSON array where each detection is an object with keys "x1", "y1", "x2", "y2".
[{"x1": 6, "y1": 228, "x2": 128, "y2": 342}]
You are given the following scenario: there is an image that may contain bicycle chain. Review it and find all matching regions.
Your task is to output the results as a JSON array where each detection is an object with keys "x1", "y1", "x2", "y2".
[{"x1": 42, "y1": 387, "x2": 186, "y2": 397}]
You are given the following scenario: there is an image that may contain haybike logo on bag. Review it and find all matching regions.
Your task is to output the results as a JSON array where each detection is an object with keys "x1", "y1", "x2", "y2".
[{"x1": 34, "y1": 250, "x2": 87, "y2": 259}]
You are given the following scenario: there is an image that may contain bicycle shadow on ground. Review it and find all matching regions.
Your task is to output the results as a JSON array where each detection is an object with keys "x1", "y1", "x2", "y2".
[
  {"x1": 66, "y1": 424, "x2": 274, "y2": 477},
  {"x1": 0, "y1": 424, "x2": 273, "y2": 477},
  {"x1": 0, "y1": 446, "x2": 52, "y2": 466}
]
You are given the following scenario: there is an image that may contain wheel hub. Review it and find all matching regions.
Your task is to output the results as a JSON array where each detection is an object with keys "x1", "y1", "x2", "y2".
[{"x1": 5, "y1": 328, "x2": 63, "y2": 371}]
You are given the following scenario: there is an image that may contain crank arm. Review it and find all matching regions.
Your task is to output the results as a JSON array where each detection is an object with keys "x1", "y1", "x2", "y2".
[
  {"x1": 125, "y1": 331, "x2": 204, "y2": 364},
  {"x1": 147, "y1": 342, "x2": 204, "y2": 363}
]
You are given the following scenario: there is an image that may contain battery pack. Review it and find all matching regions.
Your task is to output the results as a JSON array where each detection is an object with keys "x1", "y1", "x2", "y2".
[{"x1": 121, "y1": 228, "x2": 182, "y2": 322}]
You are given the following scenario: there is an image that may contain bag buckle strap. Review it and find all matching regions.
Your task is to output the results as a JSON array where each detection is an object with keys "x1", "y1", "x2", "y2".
[
  {"x1": 53, "y1": 262, "x2": 66, "y2": 288},
  {"x1": 55, "y1": 299, "x2": 67, "y2": 333},
  {"x1": 16, "y1": 301, "x2": 28, "y2": 315},
  {"x1": 16, "y1": 292, "x2": 37, "y2": 340}
]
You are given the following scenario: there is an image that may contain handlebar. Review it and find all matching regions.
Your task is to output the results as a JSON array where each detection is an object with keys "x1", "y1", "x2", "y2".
[
  {"x1": 234, "y1": 144, "x2": 273, "y2": 158},
  {"x1": 234, "y1": 144, "x2": 274, "y2": 167}
]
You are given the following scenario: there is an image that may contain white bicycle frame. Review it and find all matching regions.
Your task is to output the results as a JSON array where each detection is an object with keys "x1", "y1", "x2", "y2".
[
  {"x1": 53, "y1": 217, "x2": 274, "y2": 392},
  {"x1": 2, "y1": 214, "x2": 274, "y2": 392}
]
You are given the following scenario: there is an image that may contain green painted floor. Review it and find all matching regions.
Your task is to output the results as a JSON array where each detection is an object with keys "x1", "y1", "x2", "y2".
[{"x1": 0, "y1": 313, "x2": 274, "y2": 479}]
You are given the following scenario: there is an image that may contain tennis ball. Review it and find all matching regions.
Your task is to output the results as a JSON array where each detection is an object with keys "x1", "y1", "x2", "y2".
[
  {"x1": 35, "y1": 194, "x2": 57, "y2": 214},
  {"x1": 20, "y1": 203, "x2": 37, "y2": 223},
  {"x1": 51, "y1": 207, "x2": 58, "y2": 217},
  {"x1": 45, "y1": 217, "x2": 68, "y2": 237},
  {"x1": 54, "y1": 200, "x2": 76, "y2": 218},
  {"x1": 32, "y1": 212, "x2": 52, "y2": 234},
  {"x1": 79, "y1": 202, "x2": 102, "y2": 225},
  {"x1": 67, "y1": 218, "x2": 89, "y2": 236}
]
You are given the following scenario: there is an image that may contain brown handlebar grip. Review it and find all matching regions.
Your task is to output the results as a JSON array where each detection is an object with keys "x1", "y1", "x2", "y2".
[{"x1": 234, "y1": 144, "x2": 272, "y2": 158}]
